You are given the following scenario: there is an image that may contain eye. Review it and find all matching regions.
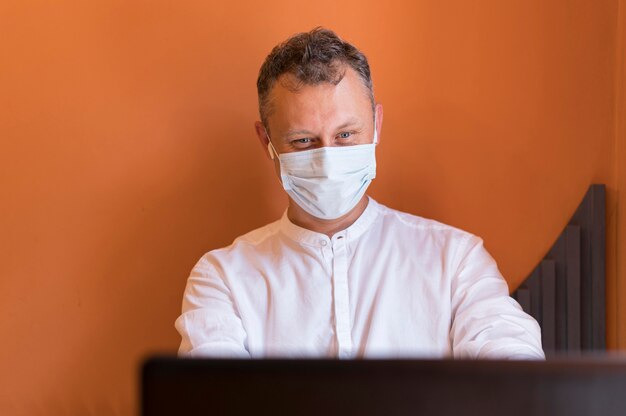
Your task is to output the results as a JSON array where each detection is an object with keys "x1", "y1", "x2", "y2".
[
  {"x1": 290, "y1": 137, "x2": 313, "y2": 149},
  {"x1": 338, "y1": 132, "x2": 352, "y2": 139}
]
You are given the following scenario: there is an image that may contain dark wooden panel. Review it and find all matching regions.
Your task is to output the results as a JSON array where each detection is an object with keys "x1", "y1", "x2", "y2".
[
  {"x1": 516, "y1": 289, "x2": 531, "y2": 316},
  {"x1": 590, "y1": 186, "x2": 606, "y2": 349},
  {"x1": 541, "y1": 260, "x2": 556, "y2": 353},
  {"x1": 551, "y1": 233, "x2": 567, "y2": 351},
  {"x1": 576, "y1": 188, "x2": 593, "y2": 349},
  {"x1": 566, "y1": 225, "x2": 581, "y2": 352},
  {"x1": 527, "y1": 268, "x2": 541, "y2": 323},
  {"x1": 512, "y1": 185, "x2": 605, "y2": 354}
]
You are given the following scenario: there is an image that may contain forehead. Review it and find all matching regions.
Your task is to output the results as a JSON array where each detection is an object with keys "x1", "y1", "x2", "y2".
[{"x1": 265, "y1": 67, "x2": 373, "y2": 132}]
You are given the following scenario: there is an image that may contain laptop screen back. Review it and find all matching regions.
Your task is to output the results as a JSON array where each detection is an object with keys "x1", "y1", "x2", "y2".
[{"x1": 142, "y1": 357, "x2": 626, "y2": 416}]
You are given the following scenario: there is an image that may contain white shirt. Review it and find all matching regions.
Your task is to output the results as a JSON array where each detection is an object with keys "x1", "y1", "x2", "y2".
[{"x1": 175, "y1": 198, "x2": 544, "y2": 359}]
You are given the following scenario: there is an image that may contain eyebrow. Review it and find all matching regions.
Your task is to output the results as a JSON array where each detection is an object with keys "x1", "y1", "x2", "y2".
[
  {"x1": 284, "y1": 129, "x2": 314, "y2": 138},
  {"x1": 283, "y1": 118, "x2": 363, "y2": 140}
]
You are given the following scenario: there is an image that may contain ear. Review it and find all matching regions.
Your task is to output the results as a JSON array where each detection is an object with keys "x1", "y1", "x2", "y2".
[
  {"x1": 374, "y1": 103, "x2": 383, "y2": 144},
  {"x1": 254, "y1": 121, "x2": 274, "y2": 160}
]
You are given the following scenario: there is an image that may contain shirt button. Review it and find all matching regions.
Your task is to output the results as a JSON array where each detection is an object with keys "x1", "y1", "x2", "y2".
[{"x1": 320, "y1": 240, "x2": 328, "y2": 246}]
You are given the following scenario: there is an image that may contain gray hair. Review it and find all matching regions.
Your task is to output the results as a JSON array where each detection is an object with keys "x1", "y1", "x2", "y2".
[{"x1": 256, "y1": 27, "x2": 374, "y2": 128}]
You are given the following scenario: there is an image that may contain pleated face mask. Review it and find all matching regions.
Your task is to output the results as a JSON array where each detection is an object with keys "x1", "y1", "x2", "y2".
[{"x1": 267, "y1": 128, "x2": 377, "y2": 220}]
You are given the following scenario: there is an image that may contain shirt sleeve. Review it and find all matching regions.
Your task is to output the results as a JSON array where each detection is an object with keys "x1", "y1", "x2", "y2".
[
  {"x1": 449, "y1": 235, "x2": 545, "y2": 360},
  {"x1": 174, "y1": 255, "x2": 250, "y2": 358}
]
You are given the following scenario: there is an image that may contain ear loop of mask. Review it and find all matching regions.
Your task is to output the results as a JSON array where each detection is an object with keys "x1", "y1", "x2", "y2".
[
  {"x1": 373, "y1": 114, "x2": 379, "y2": 145},
  {"x1": 265, "y1": 129, "x2": 278, "y2": 160}
]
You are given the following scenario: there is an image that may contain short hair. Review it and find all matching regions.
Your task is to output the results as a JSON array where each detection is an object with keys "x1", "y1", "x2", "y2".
[{"x1": 256, "y1": 27, "x2": 374, "y2": 128}]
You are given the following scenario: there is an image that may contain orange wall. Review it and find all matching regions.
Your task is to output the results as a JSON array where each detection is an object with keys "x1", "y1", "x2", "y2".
[{"x1": 0, "y1": 1, "x2": 623, "y2": 414}]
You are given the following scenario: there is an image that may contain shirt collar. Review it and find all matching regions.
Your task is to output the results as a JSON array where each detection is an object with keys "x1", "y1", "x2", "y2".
[{"x1": 279, "y1": 197, "x2": 380, "y2": 247}]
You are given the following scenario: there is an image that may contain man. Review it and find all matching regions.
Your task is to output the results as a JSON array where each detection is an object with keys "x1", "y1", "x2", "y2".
[{"x1": 175, "y1": 28, "x2": 544, "y2": 359}]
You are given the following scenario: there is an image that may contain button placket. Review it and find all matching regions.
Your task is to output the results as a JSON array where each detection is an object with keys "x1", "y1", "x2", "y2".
[{"x1": 331, "y1": 234, "x2": 352, "y2": 358}]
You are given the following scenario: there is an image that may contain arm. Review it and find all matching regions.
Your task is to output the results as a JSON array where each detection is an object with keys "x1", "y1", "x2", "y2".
[
  {"x1": 174, "y1": 256, "x2": 250, "y2": 358},
  {"x1": 450, "y1": 235, "x2": 545, "y2": 360}
]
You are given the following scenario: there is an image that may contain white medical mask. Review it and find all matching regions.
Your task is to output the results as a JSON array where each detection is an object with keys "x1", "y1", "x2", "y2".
[{"x1": 267, "y1": 128, "x2": 378, "y2": 220}]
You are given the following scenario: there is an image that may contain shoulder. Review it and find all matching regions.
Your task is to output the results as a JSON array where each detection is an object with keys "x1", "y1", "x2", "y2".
[
  {"x1": 373, "y1": 200, "x2": 477, "y2": 246},
  {"x1": 231, "y1": 218, "x2": 282, "y2": 246},
  {"x1": 193, "y1": 218, "x2": 283, "y2": 272}
]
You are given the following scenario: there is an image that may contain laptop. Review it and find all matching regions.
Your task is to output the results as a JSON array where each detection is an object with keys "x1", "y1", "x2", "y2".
[{"x1": 141, "y1": 356, "x2": 626, "y2": 416}]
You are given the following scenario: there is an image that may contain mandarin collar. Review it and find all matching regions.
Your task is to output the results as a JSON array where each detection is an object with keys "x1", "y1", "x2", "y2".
[{"x1": 279, "y1": 197, "x2": 380, "y2": 247}]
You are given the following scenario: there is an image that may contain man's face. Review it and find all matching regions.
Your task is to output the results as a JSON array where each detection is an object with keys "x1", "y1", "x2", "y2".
[{"x1": 255, "y1": 66, "x2": 382, "y2": 164}]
